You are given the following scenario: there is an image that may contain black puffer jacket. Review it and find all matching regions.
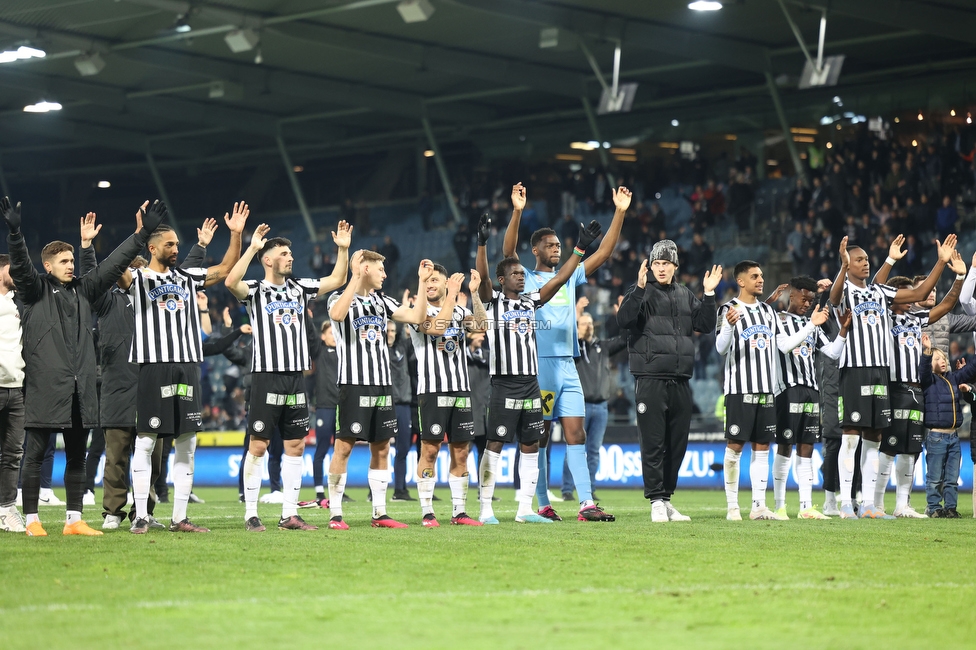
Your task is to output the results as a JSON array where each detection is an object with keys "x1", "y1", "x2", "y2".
[{"x1": 617, "y1": 281, "x2": 716, "y2": 379}]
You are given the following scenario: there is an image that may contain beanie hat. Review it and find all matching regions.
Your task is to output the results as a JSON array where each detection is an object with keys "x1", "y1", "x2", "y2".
[{"x1": 650, "y1": 239, "x2": 679, "y2": 266}]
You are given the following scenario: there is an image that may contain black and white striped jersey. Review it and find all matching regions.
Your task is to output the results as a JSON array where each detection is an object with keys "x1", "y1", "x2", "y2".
[
  {"x1": 889, "y1": 310, "x2": 929, "y2": 383},
  {"x1": 718, "y1": 298, "x2": 778, "y2": 395},
  {"x1": 485, "y1": 290, "x2": 543, "y2": 377},
  {"x1": 777, "y1": 311, "x2": 830, "y2": 390},
  {"x1": 409, "y1": 304, "x2": 471, "y2": 394},
  {"x1": 242, "y1": 278, "x2": 319, "y2": 373},
  {"x1": 836, "y1": 281, "x2": 897, "y2": 369},
  {"x1": 328, "y1": 291, "x2": 400, "y2": 386},
  {"x1": 128, "y1": 266, "x2": 207, "y2": 364}
]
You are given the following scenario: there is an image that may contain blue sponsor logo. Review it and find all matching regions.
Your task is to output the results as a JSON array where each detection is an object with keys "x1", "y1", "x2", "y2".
[
  {"x1": 147, "y1": 283, "x2": 190, "y2": 301},
  {"x1": 740, "y1": 324, "x2": 772, "y2": 339},
  {"x1": 502, "y1": 310, "x2": 533, "y2": 320},
  {"x1": 264, "y1": 300, "x2": 304, "y2": 315},
  {"x1": 853, "y1": 301, "x2": 881, "y2": 315},
  {"x1": 352, "y1": 315, "x2": 384, "y2": 329}
]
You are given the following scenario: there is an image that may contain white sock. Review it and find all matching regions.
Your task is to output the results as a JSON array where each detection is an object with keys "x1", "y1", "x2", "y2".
[
  {"x1": 66, "y1": 510, "x2": 81, "y2": 525},
  {"x1": 517, "y1": 452, "x2": 539, "y2": 517},
  {"x1": 171, "y1": 433, "x2": 196, "y2": 523},
  {"x1": 859, "y1": 439, "x2": 880, "y2": 509},
  {"x1": 328, "y1": 473, "x2": 347, "y2": 518},
  {"x1": 243, "y1": 452, "x2": 263, "y2": 520},
  {"x1": 875, "y1": 452, "x2": 895, "y2": 511},
  {"x1": 367, "y1": 469, "x2": 388, "y2": 518},
  {"x1": 839, "y1": 434, "x2": 858, "y2": 505},
  {"x1": 280, "y1": 454, "x2": 303, "y2": 519},
  {"x1": 750, "y1": 450, "x2": 769, "y2": 510},
  {"x1": 723, "y1": 447, "x2": 741, "y2": 508},
  {"x1": 449, "y1": 474, "x2": 467, "y2": 517},
  {"x1": 26, "y1": 513, "x2": 40, "y2": 525},
  {"x1": 772, "y1": 451, "x2": 791, "y2": 510},
  {"x1": 479, "y1": 450, "x2": 500, "y2": 520},
  {"x1": 895, "y1": 454, "x2": 915, "y2": 509},
  {"x1": 797, "y1": 456, "x2": 814, "y2": 510},
  {"x1": 824, "y1": 490, "x2": 837, "y2": 510},
  {"x1": 132, "y1": 435, "x2": 156, "y2": 520},
  {"x1": 417, "y1": 476, "x2": 436, "y2": 517}
]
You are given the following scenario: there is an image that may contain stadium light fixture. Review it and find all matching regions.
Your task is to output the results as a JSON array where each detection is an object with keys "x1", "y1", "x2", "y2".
[
  {"x1": 917, "y1": 111, "x2": 923, "y2": 121},
  {"x1": 968, "y1": 113, "x2": 973, "y2": 125},
  {"x1": 397, "y1": 0, "x2": 434, "y2": 23},
  {"x1": 911, "y1": 140, "x2": 918, "y2": 147},
  {"x1": 825, "y1": 142, "x2": 832, "y2": 149},
  {"x1": 23, "y1": 101, "x2": 62, "y2": 113},
  {"x1": 423, "y1": 149, "x2": 435, "y2": 157},
  {"x1": 97, "y1": 180, "x2": 111, "y2": 189},
  {"x1": 894, "y1": 117, "x2": 900, "y2": 123},
  {"x1": 0, "y1": 45, "x2": 46, "y2": 64},
  {"x1": 174, "y1": 14, "x2": 192, "y2": 33},
  {"x1": 950, "y1": 109, "x2": 956, "y2": 117},
  {"x1": 225, "y1": 29, "x2": 259, "y2": 53},
  {"x1": 74, "y1": 52, "x2": 105, "y2": 77},
  {"x1": 292, "y1": 165, "x2": 304, "y2": 173},
  {"x1": 671, "y1": 119, "x2": 679, "y2": 127},
  {"x1": 688, "y1": 1, "x2": 722, "y2": 11}
]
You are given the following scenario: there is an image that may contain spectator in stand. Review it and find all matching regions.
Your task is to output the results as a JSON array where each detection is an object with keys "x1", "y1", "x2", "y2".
[
  {"x1": 379, "y1": 236, "x2": 401, "y2": 293},
  {"x1": 728, "y1": 172, "x2": 755, "y2": 232},
  {"x1": 856, "y1": 213, "x2": 875, "y2": 247},
  {"x1": 820, "y1": 229, "x2": 838, "y2": 270},
  {"x1": 787, "y1": 222, "x2": 805, "y2": 275},
  {"x1": 937, "y1": 195, "x2": 958, "y2": 241},
  {"x1": 788, "y1": 177, "x2": 810, "y2": 222},
  {"x1": 686, "y1": 232, "x2": 714, "y2": 277},
  {"x1": 309, "y1": 245, "x2": 326, "y2": 277},
  {"x1": 818, "y1": 197, "x2": 844, "y2": 239},
  {"x1": 454, "y1": 222, "x2": 472, "y2": 270},
  {"x1": 809, "y1": 176, "x2": 826, "y2": 212}
]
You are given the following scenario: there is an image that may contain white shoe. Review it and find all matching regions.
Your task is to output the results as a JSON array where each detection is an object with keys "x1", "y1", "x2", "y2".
[
  {"x1": 749, "y1": 506, "x2": 778, "y2": 520},
  {"x1": 16, "y1": 489, "x2": 22, "y2": 507},
  {"x1": 664, "y1": 502, "x2": 691, "y2": 522},
  {"x1": 822, "y1": 504, "x2": 841, "y2": 516},
  {"x1": 651, "y1": 500, "x2": 668, "y2": 523},
  {"x1": 259, "y1": 491, "x2": 283, "y2": 504},
  {"x1": 547, "y1": 490, "x2": 564, "y2": 503},
  {"x1": 0, "y1": 506, "x2": 26, "y2": 533},
  {"x1": 38, "y1": 488, "x2": 66, "y2": 506},
  {"x1": 83, "y1": 490, "x2": 96, "y2": 506},
  {"x1": 102, "y1": 514, "x2": 122, "y2": 530},
  {"x1": 893, "y1": 505, "x2": 927, "y2": 519},
  {"x1": 726, "y1": 506, "x2": 742, "y2": 521}
]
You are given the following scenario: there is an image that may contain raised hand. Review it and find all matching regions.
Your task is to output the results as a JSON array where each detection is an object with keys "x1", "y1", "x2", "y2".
[
  {"x1": 888, "y1": 234, "x2": 906, "y2": 261},
  {"x1": 195, "y1": 291, "x2": 209, "y2": 312},
  {"x1": 576, "y1": 220, "x2": 602, "y2": 250},
  {"x1": 224, "y1": 201, "x2": 250, "y2": 234},
  {"x1": 447, "y1": 273, "x2": 464, "y2": 299},
  {"x1": 80, "y1": 212, "x2": 102, "y2": 245},
  {"x1": 134, "y1": 201, "x2": 145, "y2": 233},
  {"x1": 418, "y1": 259, "x2": 434, "y2": 282},
  {"x1": 725, "y1": 306, "x2": 740, "y2": 326},
  {"x1": 612, "y1": 186, "x2": 633, "y2": 212},
  {"x1": 959, "y1": 383, "x2": 971, "y2": 392},
  {"x1": 240, "y1": 324, "x2": 252, "y2": 335},
  {"x1": 937, "y1": 234, "x2": 958, "y2": 263},
  {"x1": 402, "y1": 288, "x2": 410, "y2": 305},
  {"x1": 332, "y1": 220, "x2": 353, "y2": 249},
  {"x1": 477, "y1": 213, "x2": 491, "y2": 246},
  {"x1": 1, "y1": 196, "x2": 22, "y2": 234},
  {"x1": 141, "y1": 200, "x2": 168, "y2": 233},
  {"x1": 576, "y1": 296, "x2": 589, "y2": 311},
  {"x1": 768, "y1": 283, "x2": 790, "y2": 302},
  {"x1": 636, "y1": 259, "x2": 648, "y2": 289},
  {"x1": 249, "y1": 224, "x2": 271, "y2": 252},
  {"x1": 350, "y1": 250, "x2": 365, "y2": 278},
  {"x1": 197, "y1": 218, "x2": 218, "y2": 247},
  {"x1": 838, "y1": 236, "x2": 850, "y2": 266},
  {"x1": 816, "y1": 278, "x2": 833, "y2": 292},
  {"x1": 511, "y1": 182, "x2": 526, "y2": 211},
  {"x1": 948, "y1": 250, "x2": 967, "y2": 275},
  {"x1": 468, "y1": 268, "x2": 481, "y2": 293},
  {"x1": 222, "y1": 306, "x2": 232, "y2": 329},
  {"x1": 703, "y1": 264, "x2": 722, "y2": 293},
  {"x1": 809, "y1": 305, "x2": 829, "y2": 326},
  {"x1": 921, "y1": 332, "x2": 931, "y2": 350}
]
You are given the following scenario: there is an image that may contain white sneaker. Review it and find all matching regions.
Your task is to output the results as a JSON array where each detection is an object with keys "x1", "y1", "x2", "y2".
[
  {"x1": 664, "y1": 502, "x2": 691, "y2": 522},
  {"x1": 547, "y1": 490, "x2": 564, "y2": 503},
  {"x1": 651, "y1": 500, "x2": 668, "y2": 523},
  {"x1": 38, "y1": 488, "x2": 65, "y2": 506},
  {"x1": 259, "y1": 491, "x2": 283, "y2": 504},
  {"x1": 893, "y1": 505, "x2": 927, "y2": 519},
  {"x1": 16, "y1": 489, "x2": 22, "y2": 507},
  {"x1": 83, "y1": 490, "x2": 96, "y2": 506},
  {"x1": 726, "y1": 506, "x2": 742, "y2": 521},
  {"x1": 822, "y1": 504, "x2": 841, "y2": 516},
  {"x1": 102, "y1": 514, "x2": 122, "y2": 530},
  {"x1": 0, "y1": 506, "x2": 26, "y2": 533},
  {"x1": 749, "y1": 506, "x2": 778, "y2": 520}
]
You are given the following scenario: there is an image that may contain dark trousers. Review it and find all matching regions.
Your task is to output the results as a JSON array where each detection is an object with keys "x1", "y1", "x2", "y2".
[
  {"x1": 634, "y1": 377, "x2": 693, "y2": 501},
  {"x1": 820, "y1": 435, "x2": 860, "y2": 500},
  {"x1": 155, "y1": 436, "x2": 173, "y2": 500},
  {"x1": 313, "y1": 407, "x2": 336, "y2": 489},
  {"x1": 237, "y1": 426, "x2": 283, "y2": 495},
  {"x1": 102, "y1": 427, "x2": 160, "y2": 519},
  {"x1": 0, "y1": 387, "x2": 25, "y2": 507},
  {"x1": 394, "y1": 404, "x2": 412, "y2": 492},
  {"x1": 85, "y1": 427, "x2": 104, "y2": 492},
  {"x1": 19, "y1": 433, "x2": 55, "y2": 490},
  {"x1": 22, "y1": 395, "x2": 87, "y2": 514}
]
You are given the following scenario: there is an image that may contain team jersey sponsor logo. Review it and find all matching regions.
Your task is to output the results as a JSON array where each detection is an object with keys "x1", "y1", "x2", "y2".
[
  {"x1": 853, "y1": 300, "x2": 882, "y2": 325},
  {"x1": 160, "y1": 383, "x2": 193, "y2": 399},
  {"x1": 504, "y1": 398, "x2": 542, "y2": 410},
  {"x1": 265, "y1": 300, "x2": 304, "y2": 325},
  {"x1": 357, "y1": 395, "x2": 392, "y2": 407},
  {"x1": 353, "y1": 315, "x2": 385, "y2": 341},
  {"x1": 265, "y1": 392, "x2": 306, "y2": 406},
  {"x1": 149, "y1": 283, "x2": 190, "y2": 312}
]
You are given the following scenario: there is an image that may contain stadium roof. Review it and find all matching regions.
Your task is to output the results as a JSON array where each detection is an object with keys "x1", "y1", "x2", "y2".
[{"x1": 0, "y1": 0, "x2": 974, "y2": 180}]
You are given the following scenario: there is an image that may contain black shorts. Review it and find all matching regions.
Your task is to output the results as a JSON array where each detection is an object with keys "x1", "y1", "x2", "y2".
[
  {"x1": 418, "y1": 392, "x2": 475, "y2": 443},
  {"x1": 839, "y1": 367, "x2": 892, "y2": 429},
  {"x1": 248, "y1": 372, "x2": 310, "y2": 441},
  {"x1": 336, "y1": 384, "x2": 397, "y2": 443},
  {"x1": 882, "y1": 384, "x2": 924, "y2": 455},
  {"x1": 725, "y1": 393, "x2": 776, "y2": 444},
  {"x1": 487, "y1": 376, "x2": 545, "y2": 444},
  {"x1": 775, "y1": 385, "x2": 821, "y2": 445},
  {"x1": 137, "y1": 362, "x2": 202, "y2": 437}
]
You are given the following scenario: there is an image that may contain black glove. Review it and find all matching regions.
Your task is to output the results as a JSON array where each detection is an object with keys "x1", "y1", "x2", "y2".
[
  {"x1": 0, "y1": 197, "x2": 22, "y2": 234},
  {"x1": 140, "y1": 200, "x2": 168, "y2": 234},
  {"x1": 477, "y1": 212, "x2": 491, "y2": 246},
  {"x1": 576, "y1": 220, "x2": 602, "y2": 250}
]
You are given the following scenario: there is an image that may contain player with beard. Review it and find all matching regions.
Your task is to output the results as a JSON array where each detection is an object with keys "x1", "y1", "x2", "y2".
[
  {"x1": 226, "y1": 222, "x2": 351, "y2": 532},
  {"x1": 120, "y1": 202, "x2": 250, "y2": 534},
  {"x1": 827, "y1": 235, "x2": 957, "y2": 519}
]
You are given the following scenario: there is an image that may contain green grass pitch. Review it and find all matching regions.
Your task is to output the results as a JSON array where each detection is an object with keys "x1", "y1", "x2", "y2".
[{"x1": 2, "y1": 487, "x2": 974, "y2": 649}]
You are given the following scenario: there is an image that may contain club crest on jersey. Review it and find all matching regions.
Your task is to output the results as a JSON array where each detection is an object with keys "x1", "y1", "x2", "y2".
[
  {"x1": 437, "y1": 328, "x2": 463, "y2": 354},
  {"x1": 148, "y1": 283, "x2": 190, "y2": 312},
  {"x1": 353, "y1": 315, "x2": 385, "y2": 341},
  {"x1": 793, "y1": 342, "x2": 812, "y2": 358}
]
